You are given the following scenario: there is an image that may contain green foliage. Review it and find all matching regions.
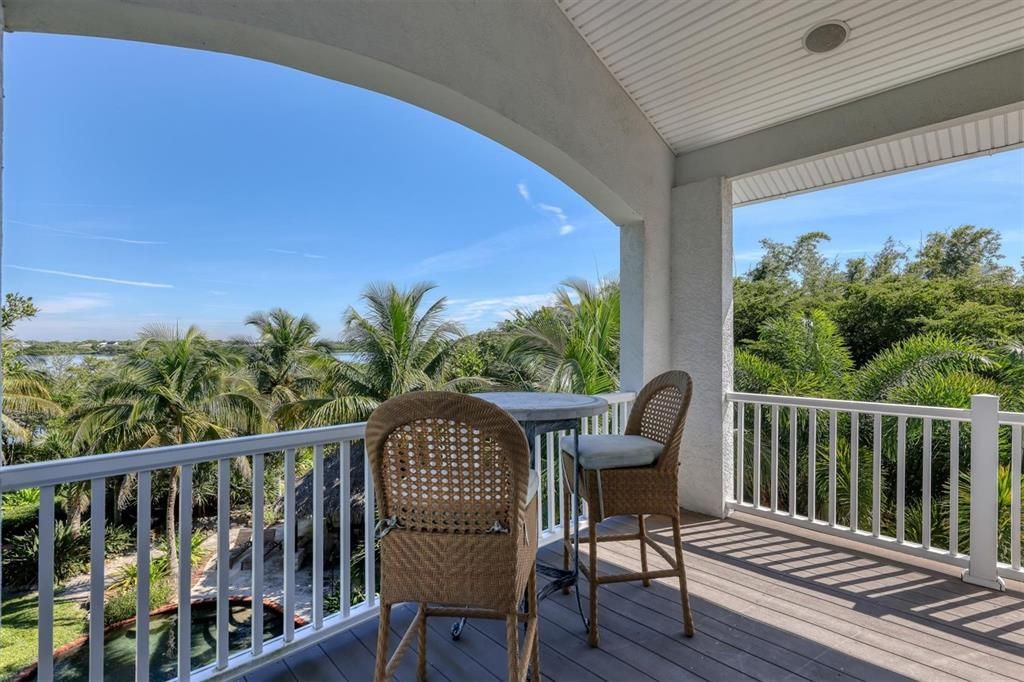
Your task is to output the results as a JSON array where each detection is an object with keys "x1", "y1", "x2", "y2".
[
  {"x1": 909, "y1": 225, "x2": 1015, "y2": 281},
  {"x1": 742, "y1": 310, "x2": 852, "y2": 396},
  {"x1": 277, "y1": 282, "x2": 472, "y2": 426},
  {"x1": 3, "y1": 521, "x2": 91, "y2": 588},
  {"x1": 103, "y1": 578, "x2": 174, "y2": 625},
  {"x1": 504, "y1": 279, "x2": 620, "y2": 394},
  {"x1": 244, "y1": 308, "x2": 331, "y2": 417},
  {"x1": 103, "y1": 524, "x2": 137, "y2": 558},
  {"x1": 851, "y1": 334, "x2": 990, "y2": 402}
]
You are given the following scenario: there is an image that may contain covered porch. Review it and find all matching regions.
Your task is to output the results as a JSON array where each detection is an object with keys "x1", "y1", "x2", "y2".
[
  {"x1": 267, "y1": 513, "x2": 1024, "y2": 682},
  {"x1": 0, "y1": 1, "x2": 1022, "y2": 680}
]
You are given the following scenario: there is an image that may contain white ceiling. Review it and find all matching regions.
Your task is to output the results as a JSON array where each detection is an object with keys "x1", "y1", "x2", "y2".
[
  {"x1": 732, "y1": 104, "x2": 1024, "y2": 205},
  {"x1": 557, "y1": 0, "x2": 1024, "y2": 153}
]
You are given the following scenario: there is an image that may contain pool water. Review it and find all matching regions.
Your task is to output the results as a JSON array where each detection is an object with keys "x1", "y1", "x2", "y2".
[{"x1": 46, "y1": 601, "x2": 284, "y2": 681}]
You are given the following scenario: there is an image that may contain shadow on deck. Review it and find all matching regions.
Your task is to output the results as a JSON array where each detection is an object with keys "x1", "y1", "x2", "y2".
[{"x1": 252, "y1": 512, "x2": 1024, "y2": 681}]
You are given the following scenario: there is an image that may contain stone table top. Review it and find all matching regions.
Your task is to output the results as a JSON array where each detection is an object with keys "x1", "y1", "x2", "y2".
[{"x1": 471, "y1": 392, "x2": 608, "y2": 423}]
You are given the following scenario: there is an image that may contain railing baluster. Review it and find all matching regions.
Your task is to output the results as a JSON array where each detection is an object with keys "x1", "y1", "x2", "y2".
[
  {"x1": 611, "y1": 402, "x2": 620, "y2": 435},
  {"x1": 770, "y1": 405, "x2": 779, "y2": 512},
  {"x1": 828, "y1": 411, "x2": 837, "y2": 527},
  {"x1": 786, "y1": 403, "x2": 794, "y2": 516},
  {"x1": 283, "y1": 448, "x2": 296, "y2": 642},
  {"x1": 546, "y1": 432, "x2": 556, "y2": 533},
  {"x1": 850, "y1": 412, "x2": 859, "y2": 532},
  {"x1": 364, "y1": 449, "x2": 376, "y2": 607},
  {"x1": 534, "y1": 434, "x2": 542, "y2": 532},
  {"x1": 736, "y1": 402, "x2": 745, "y2": 504},
  {"x1": 1012, "y1": 425, "x2": 1022, "y2": 571},
  {"x1": 752, "y1": 403, "x2": 762, "y2": 508},
  {"x1": 216, "y1": 459, "x2": 230, "y2": 669},
  {"x1": 38, "y1": 486, "x2": 56, "y2": 682},
  {"x1": 897, "y1": 416, "x2": 907, "y2": 544},
  {"x1": 340, "y1": 441, "x2": 352, "y2": 618},
  {"x1": 313, "y1": 444, "x2": 325, "y2": 629},
  {"x1": 178, "y1": 464, "x2": 193, "y2": 682},
  {"x1": 251, "y1": 454, "x2": 264, "y2": 655},
  {"x1": 136, "y1": 471, "x2": 151, "y2": 681},
  {"x1": 557, "y1": 432, "x2": 566, "y2": 525},
  {"x1": 923, "y1": 419, "x2": 932, "y2": 550},
  {"x1": 808, "y1": 409, "x2": 817, "y2": 521},
  {"x1": 90, "y1": 478, "x2": 106, "y2": 681},
  {"x1": 873, "y1": 413, "x2": 882, "y2": 538},
  {"x1": 949, "y1": 421, "x2": 959, "y2": 555}
]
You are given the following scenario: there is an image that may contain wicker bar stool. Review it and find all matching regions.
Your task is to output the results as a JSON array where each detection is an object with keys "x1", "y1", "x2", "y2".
[
  {"x1": 561, "y1": 370, "x2": 695, "y2": 647},
  {"x1": 366, "y1": 391, "x2": 540, "y2": 682}
]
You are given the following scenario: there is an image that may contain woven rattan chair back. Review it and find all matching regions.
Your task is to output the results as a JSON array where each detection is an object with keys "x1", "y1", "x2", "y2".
[
  {"x1": 366, "y1": 390, "x2": 531, "y2": 537},
  {"x1": 624, "y1": 370, "x2": 693, "y2": 472}
]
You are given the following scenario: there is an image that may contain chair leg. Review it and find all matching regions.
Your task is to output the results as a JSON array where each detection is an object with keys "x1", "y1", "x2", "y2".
[
  {"x1": 528, "y1": 565, "x2": 540, "y2": 681},
  {"x1": 416, "y1": 603, "x2": 428, "y2": 681},
  {"x1": 587, "y1": 512, "x2": 600, "y2": 648},
  {"x1": 671, "y1": 516, "x2": 695, "y2": 637},
  {"x1": 375, "y1": 603, "x2": 392, "y2": 682},
  {"x1": 506, "y1": 613, "x2": 521, "y2": 682},
  {"x1": 562, "y1": 473, "x2": 571, "y2": 594},
  {"x1": 638, "y1": 514, "x2": 651, "y2": 587}
]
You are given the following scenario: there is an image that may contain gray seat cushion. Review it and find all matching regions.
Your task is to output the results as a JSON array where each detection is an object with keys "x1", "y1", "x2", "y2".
[
  {"x1": 561, "y1": 435, "x2": 664, "y2": 470},
  {"x1": 527, "y1": 470, "x2": 540, "y2": 502}
]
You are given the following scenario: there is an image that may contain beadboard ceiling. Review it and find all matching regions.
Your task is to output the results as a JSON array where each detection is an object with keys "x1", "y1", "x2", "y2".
[
  {"x1": 732, "y1": 104, "x2": 1024, "y2": 205},
  {"x1": 557, "y1": 0, "x2": 1024, "y2": 154}
]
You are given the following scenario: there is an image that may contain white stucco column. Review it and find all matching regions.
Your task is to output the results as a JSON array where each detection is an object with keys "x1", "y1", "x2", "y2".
[
  {"x1": 620, "y1": 218, "x2": 672, "y2": 392},
  {"x1": 670, "y1": 177, "x2": 734, "y2": 517}
]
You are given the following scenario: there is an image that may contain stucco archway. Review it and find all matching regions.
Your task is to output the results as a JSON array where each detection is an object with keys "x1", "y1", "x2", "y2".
[{"x1": 3, "y1": 0, "x2": 675, "y2": 388}]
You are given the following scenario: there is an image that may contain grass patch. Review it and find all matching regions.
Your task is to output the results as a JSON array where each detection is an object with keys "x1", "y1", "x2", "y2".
[{"x1": 0, "y1": 592, "x2": 86, "y2": 679}]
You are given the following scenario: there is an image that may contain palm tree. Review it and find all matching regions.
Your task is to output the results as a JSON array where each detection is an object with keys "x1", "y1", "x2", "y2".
[
  {"x1": 244, "y1": 308, "x2": 332, "y2": 421},
  {"x1": 735, "y1": 309, "x2": 853, "y2": 398},
  {"x1": 0, "y1": 292, "x2": 62, "y2": 461},
  {"x1": 278, "y1": 282, "x2": 469, "y2": 426},
  {"x1": 1, "y1": 358, "x2": 61, "y2": 461},
  {"x1": 505, "y1": 278, "x2": 620, "y2": 395},
  {"x1": 71, "y1": 325, "x2": 264, "y2": 573}
]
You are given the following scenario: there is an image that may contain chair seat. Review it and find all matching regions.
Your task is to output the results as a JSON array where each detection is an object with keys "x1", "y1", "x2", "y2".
[
  {"x1": 528, "y1": 470, "x2": 540, "y2": 501},
  {"x1": 561, "y1": 435, "x2": 663, "y2": 470}
]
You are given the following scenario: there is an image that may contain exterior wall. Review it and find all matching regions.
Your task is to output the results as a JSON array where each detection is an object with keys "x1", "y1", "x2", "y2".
[
  {"x1": 5, "y1": 0, "x2": 674, "y2": 390},
  {"x1": 670, "y1": 178, "x2": 734, "y2": 517}
]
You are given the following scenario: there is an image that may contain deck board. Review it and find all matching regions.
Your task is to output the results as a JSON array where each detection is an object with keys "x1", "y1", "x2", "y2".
[{"x1": 269, "y1": 512, "x2": 1024, "y2": 681}]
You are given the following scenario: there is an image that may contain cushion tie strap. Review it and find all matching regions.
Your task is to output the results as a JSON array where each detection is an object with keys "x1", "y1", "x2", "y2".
[
  {"x1": 486, "y1": 520, "x2": 510, "y2": 534},
  {"x1": 376, "y1": 515, "x2": 401, "y2": 540}
]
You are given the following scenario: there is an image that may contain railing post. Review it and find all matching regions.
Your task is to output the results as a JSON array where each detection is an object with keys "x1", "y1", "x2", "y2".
[{"x1": 962, "y1": 394, "x2": 1006, "y2": 591}]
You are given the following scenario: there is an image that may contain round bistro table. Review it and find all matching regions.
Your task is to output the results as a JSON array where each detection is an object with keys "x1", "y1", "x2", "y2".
[{"x1": 449, "y1": 392, "x2": 608, "y2": 639}]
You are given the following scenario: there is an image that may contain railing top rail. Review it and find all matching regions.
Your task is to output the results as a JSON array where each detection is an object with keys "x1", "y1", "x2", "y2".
[
  {"x1": 726, "y1": 391, "x2": 971, "y2": 421},
  {"x1": 998, "y1": 411, "x2": 1024, "y2": 425},
  {"x1": 594, "y1": 391, "x2": 636, "y2": 403},
  {"x1": 0, "y1": 422, "x2": 367, "y2": 493}
]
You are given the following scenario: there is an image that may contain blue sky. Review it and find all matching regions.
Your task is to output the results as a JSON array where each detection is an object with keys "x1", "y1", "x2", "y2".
[{"x1": 3, "y1": 33, "x2": 1023, "y2": 341}]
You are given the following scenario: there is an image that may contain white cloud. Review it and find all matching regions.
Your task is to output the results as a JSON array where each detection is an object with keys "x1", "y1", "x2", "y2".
[
  {"x1": 517, "y1": 185, "x2": 575, "y2": 236},
  {"x1": 9, "y1": 265, "x2": 173, "y2": 289},
  {"x1": 7, "y1": 219, "x2": 167, "y2": 245},
  {"x1": 35, "y1": 294, "x2": 112, "y2": 315},
  {"x1": 266, "y1": 248, "x2": 326, "y2": 260},
  {"x1": 411, "y1": 227, "x2": 530, "y2": 275},
  {"x1": 448, "y1": 293, "x2": 556, "y2": 326}
]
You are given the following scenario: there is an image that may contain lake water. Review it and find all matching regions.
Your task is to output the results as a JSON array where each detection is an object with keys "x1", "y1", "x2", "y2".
[
  {"x1": 21, "y1": 354, "x2": 114, "y2": 369},
  {"x1": 23, "y1": 352, "x2": 356, "y2": 370}
]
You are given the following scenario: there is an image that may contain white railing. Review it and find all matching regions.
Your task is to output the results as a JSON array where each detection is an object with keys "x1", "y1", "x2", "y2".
[
  {"x1": 726, "y1": 391, "x2": 1024, "y2": 589},
  {"x1": 0, "y1": 391, "x2": 633, "y2": 682}
]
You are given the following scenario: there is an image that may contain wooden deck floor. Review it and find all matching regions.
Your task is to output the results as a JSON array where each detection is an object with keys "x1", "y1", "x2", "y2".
[{"x1": 252, "y1": 512, "x2": 1024, "y2": 681}]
